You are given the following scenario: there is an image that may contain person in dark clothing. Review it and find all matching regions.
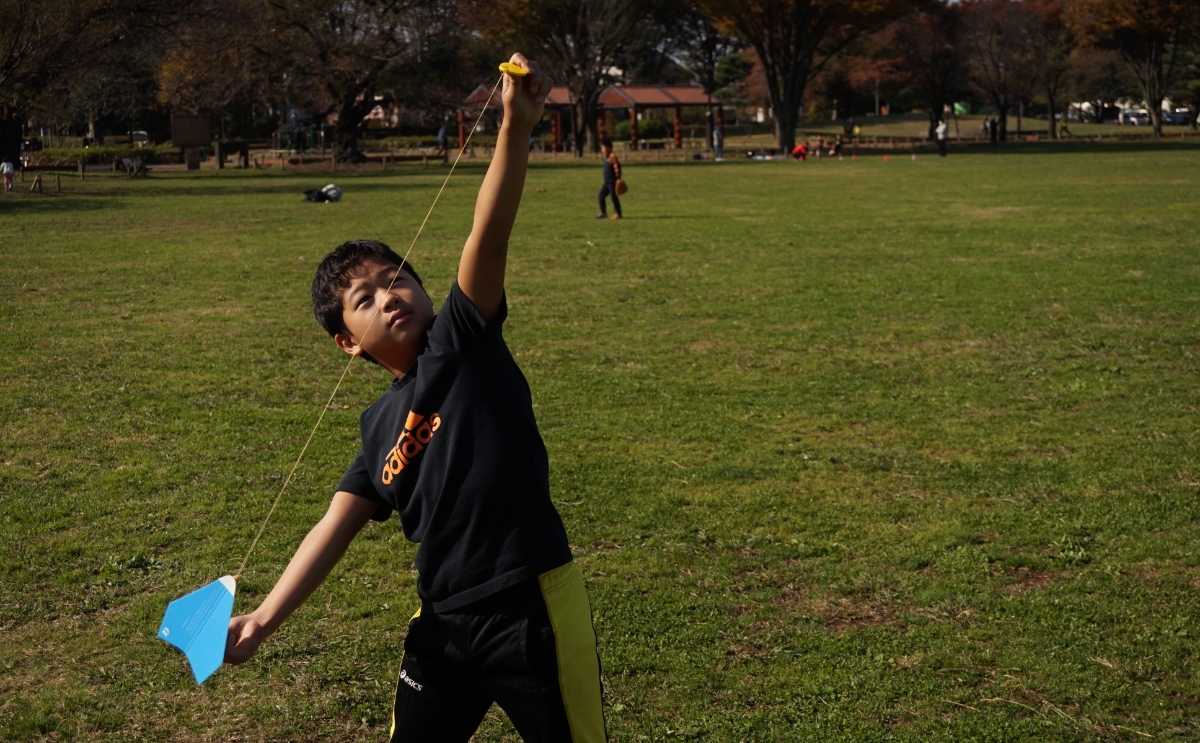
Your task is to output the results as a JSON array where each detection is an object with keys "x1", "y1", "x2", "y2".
[
  {"x1": 223, "y1": 53, "x2": 606, "y2": 743},
  {"x1": 596, "y1": 138, "x2": 622, "y2": 220}
]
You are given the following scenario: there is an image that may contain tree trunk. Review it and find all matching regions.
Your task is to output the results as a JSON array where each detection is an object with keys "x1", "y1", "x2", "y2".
[
  {"x1": 334, "y1": 97, "x2": 369, "y2": 163},
  {"x1": 1147, "y1": 98, "x2": 1163, "y2": 139},
  {"x1": 575, "y1": 100, "x2": 599, "y2": 155},
  {"x1": 0, "y1": 111, "x2": 21, "y2": 165},
  {"x1": 1047, "y1": 89, "x2": 1056, "y2": 139},
  {"x1": 773, "y1": 103, "x2": 798, "y2": 153},
  {"x1": 765, "y1": 73, "x2": 802, "y2": 154}
]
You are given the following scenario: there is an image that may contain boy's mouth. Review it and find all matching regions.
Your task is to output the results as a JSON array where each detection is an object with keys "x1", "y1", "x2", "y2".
[{"x1": 388, "y1": 308, "x2": 412, "y2": 328}]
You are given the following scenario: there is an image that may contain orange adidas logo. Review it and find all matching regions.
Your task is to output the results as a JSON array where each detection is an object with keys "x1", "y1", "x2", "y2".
[{"x1": 381, "y1": 410, "x2": 441, "y2": 485}]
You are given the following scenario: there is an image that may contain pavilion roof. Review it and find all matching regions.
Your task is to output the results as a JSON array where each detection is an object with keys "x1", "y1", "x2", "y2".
[
  {"x1": 598, "y1": 85, "x2": 716, "y2": 108},
  {"x1": 463, "y1": 85, "x2": 574, "y2": 109}
]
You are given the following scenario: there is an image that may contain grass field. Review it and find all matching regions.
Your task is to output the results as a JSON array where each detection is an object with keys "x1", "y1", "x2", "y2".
[{"x1": 2, "y1": 142, "x2": 1200, "y2": 742}]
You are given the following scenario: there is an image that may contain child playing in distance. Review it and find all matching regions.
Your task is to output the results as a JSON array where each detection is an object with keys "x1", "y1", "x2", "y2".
[
  {"x1": 1, "y1": 159, "x2": 14, "y2": 192},
  {"x1": 595, "y1": 139, "x2": 622, "y2": 220},
  {"x1": 224, "y1": 54, "x2": 606, "y2": 743}
]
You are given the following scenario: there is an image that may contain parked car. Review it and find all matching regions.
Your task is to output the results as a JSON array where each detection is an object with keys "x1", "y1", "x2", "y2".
[
  {"x1": 1162, "y1": 109, "x2": 1191, "y2": 126},
  {"x1": 1118, "y1": 110, "x2": 1149, "y2": 125}
]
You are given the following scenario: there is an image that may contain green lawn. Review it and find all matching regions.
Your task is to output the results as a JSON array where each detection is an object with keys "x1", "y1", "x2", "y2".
[{"x1": 2, "y1": 143, "x2": 1199, "y2": 742}]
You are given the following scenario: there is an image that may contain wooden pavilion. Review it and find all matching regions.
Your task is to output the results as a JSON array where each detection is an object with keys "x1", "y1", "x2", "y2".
[
  {"x1": 461, "y1": 82, "x2": 722, "y2": 151},
  {"x1": 597, "y1": 84, "x2": 723, "y2": 149},
  {"x1": 462, "y1": 84, "x2": 575, "y2": 151}
]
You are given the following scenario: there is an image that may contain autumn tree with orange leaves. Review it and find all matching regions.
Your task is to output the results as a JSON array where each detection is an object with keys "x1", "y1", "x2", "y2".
[{"x1": 1069, "y1": 0, "x2": 1200, "y2": 137}]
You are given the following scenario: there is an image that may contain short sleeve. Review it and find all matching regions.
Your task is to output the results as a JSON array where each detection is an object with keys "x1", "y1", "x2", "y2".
[
  {"x1": 427, "y1": 280, "x2": 507, "y2": 351},
  {"x1": 337, "y1": 450, "x2": 392, "y2": 521}
]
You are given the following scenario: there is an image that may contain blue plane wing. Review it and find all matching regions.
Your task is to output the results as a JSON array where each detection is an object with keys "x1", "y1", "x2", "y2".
[{"x1": 157, "y1": 575, "x2": 236, "y2": 684}]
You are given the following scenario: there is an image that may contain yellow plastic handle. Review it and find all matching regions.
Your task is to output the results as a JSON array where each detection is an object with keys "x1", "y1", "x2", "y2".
[{"x1": 499, "y1": 62, "x2": 529, "y2": 77}]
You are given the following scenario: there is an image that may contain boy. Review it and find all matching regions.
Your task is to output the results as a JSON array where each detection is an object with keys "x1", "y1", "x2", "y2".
[
  {"x1": 1, "y1": 158, "x2": 14, "y2": 192},
  {"x1": 224, "y1": 54, "x2": 606, "y2": 743},
  {"x1": 595, "y1": 139, "x2": 621, "y2": 220}
]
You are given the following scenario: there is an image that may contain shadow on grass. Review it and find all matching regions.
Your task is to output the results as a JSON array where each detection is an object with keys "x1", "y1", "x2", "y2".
[
  {"x1": 126, "y1": 174, "x2": 467, "y2": 199},
  {"x1": 944, "y1": 139, "x2": 1200, "y2": 157},
  {"x1": 0, "y1": 194, "x2": 112, "y2": 215}
]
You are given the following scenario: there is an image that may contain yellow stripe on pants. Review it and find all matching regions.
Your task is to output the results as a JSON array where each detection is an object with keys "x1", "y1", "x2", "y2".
[{"x1": 538, "y1": 562, "x2": 607, "y2": 743}]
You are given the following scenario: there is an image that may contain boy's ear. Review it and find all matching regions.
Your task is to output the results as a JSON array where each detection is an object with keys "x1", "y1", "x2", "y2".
[{"x1": 334, "y1": 332, "x2": 362, "y2": 357}]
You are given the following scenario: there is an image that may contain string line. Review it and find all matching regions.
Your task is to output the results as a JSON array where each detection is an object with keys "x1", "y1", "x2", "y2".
[{"x1": 235, "y1": 74, "x2": 506, "y2": 579}]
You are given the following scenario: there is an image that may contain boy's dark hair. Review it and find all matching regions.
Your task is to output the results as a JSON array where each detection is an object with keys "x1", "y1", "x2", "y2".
[
  {"x1": 311, "y1": 239, "x2": 424, "y2": 351},
  {"x1": 601, "y1": 138, "x2": 613, "y2": 150}
]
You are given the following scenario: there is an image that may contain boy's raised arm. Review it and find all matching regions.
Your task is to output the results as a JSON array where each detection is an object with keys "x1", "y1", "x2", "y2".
[{"x1": 457, "y1": 53, "x2": 551, "y2": 321}]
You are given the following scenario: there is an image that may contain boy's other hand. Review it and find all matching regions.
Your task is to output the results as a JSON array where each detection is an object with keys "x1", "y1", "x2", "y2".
[
  {"x1": 501, "y1": 53, "x2": 550, "y2": 133},
  {"x1": 225, "y1": 613, "x2": 268, "y2": 665}
]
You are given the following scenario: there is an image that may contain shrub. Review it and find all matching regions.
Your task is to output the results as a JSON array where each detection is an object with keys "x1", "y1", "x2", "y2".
[{"x1": 612, "y1": 118, "x2": 671, "y2": 141}]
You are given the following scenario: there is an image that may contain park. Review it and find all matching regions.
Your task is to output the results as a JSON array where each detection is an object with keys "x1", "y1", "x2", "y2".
[
  {"x1": 2, "y1": 139, "x2": 1199, "y2": 741},
  {"x1": 3, "y1": 0, "x2": 1200, "y2": 740}
]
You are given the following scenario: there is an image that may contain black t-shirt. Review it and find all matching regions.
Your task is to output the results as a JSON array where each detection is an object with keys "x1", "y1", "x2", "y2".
[{"x1": 338, "y1": 281, "x2": 573, "y2": 612}]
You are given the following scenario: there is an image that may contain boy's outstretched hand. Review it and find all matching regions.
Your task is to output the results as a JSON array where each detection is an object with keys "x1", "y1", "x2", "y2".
[{"x1": 501, "y1": 53, "x2": 551, "y2": 132}]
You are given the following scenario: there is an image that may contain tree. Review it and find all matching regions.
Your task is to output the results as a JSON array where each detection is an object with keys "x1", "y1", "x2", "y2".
[
  {"x1": 1069, "y1": 0, "x2": 1200, "y2": 137},
  {"x1": 0, "y1": 0, "x2": 192, "y2": 160},
  {"x1": 881, "y1": 1, "x2": 964, "y2": 140},
  {"x1": 261, "y1": 0, "x2": 465, "y2": 162},
  {"x1": 695, "y1": 0, "x2": 921, "y2": 152},
  {"x1": 0, "y1": 0, "x2": 107, "y2": 159},
  {"x1": 156, "y1": 0, "x2": 264, "y2": 125},
  {"x1": 959, "y1": 0, "x2": 1037, "y2": 142},
  {"x1": 671, "y1": 4, "x2": 744, "y2": 96},
  {"x1": 1025, "y1": 0, "x2": 1074, "y2": 138},
  {"x1": 1066, "y1": 46, "x2": 1135, "y2": 123},
  {"x1": 482, "y1": 0, "x2": 649, "y2": 154},
  {"x1": 1175, "y1": 41, "x2": 1200, "y2": 130}
]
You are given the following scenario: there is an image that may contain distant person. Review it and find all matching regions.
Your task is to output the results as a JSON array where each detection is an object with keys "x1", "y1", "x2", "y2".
[
  {"x1": 791, "y1": 142, "x2": 808, "y2": 161},
  {"x1": 981, "y1": 118, "x2": 990, "y2": 140},
  {"x1": 936, "y1": 119, "x2": 948, "y2": 157},
  {"x1": 713, "y1": 124, "x2": 724, "y2": 160},
  {"x1": 436, "y1": 122, "x2": 448, "y2": 155},
  {"x1": 596, "y1": 138, "x2": 622, "y2": 220},
  {"x1": 815, "y1": 135, "x2": 825, "y2": 159},
  {"x1": 0, "y1": 159, "x2": 13, "y2": 192},
  {"x1": 830, "y1": 135, "x2": 843, "y2": 159}
]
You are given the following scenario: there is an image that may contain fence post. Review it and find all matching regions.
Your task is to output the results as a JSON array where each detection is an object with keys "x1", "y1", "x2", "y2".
[
  {"x1": 57, "y1": 174, "x2": 61, "y2": 191},
  {"x1": 79, "y1": 161, "x2": 85, "y2": 180}
]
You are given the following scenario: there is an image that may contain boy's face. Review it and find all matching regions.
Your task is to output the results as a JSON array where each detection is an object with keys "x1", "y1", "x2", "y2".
[
  {"x1": 600, "y1": 144, "x2": 611, "y2": 155},
  {"x1": 335, "y1": 259, "x2": 434, "y2": 371}
]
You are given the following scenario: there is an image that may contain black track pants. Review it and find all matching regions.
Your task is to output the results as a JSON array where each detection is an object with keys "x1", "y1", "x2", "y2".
[
  {"x1": 598, "y1": 182, "x2": 621, "y2": 217},
  {"x1": 389, "y1": 563, "x2": 605, "y2": 743}
]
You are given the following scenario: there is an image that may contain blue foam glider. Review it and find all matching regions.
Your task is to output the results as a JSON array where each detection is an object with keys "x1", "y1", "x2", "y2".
[{"x1": 157, "y1": 576, "x2": 236, "y2": 684}]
